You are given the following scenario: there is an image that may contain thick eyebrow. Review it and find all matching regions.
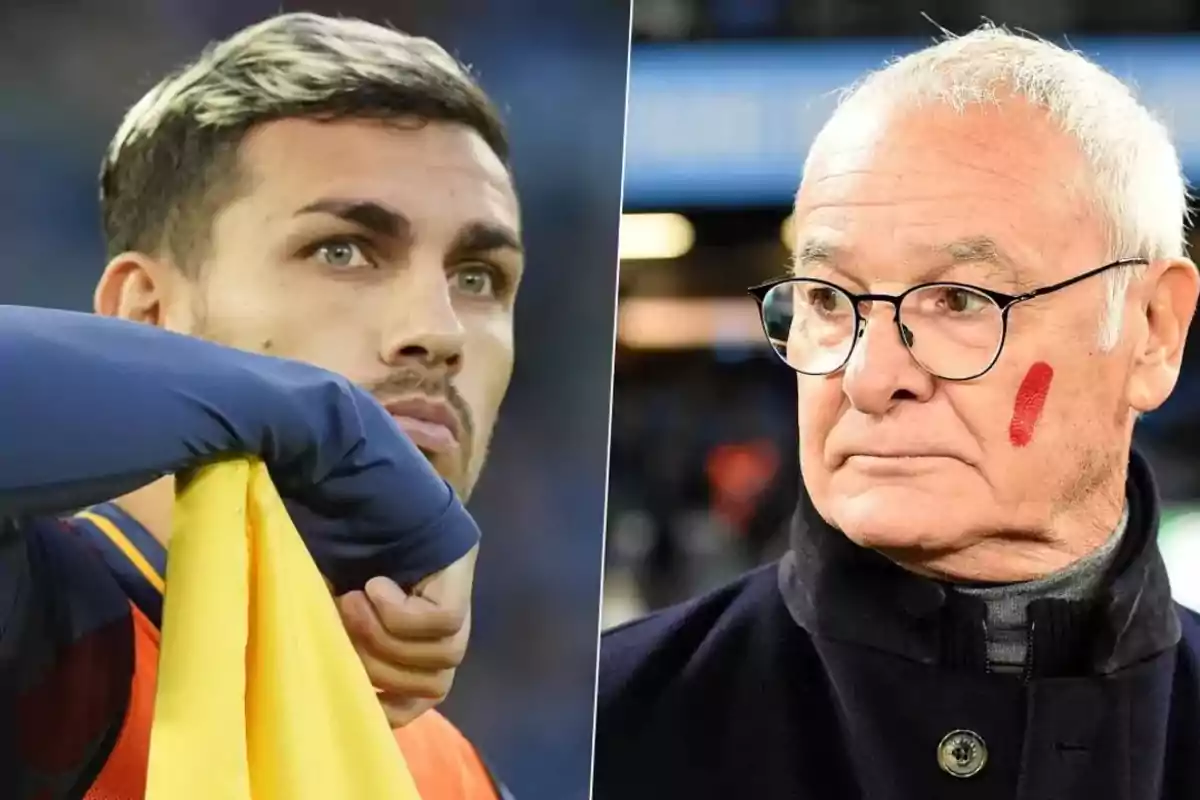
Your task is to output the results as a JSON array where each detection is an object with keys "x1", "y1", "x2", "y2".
[
  {"x1": 447, "y1": 220, "x2": 523, "y2": 260},
  {"x1": 294, "y1": 198, "x2": 413, "y2": 245},
  {"x1": 791, "y1": 234, "x2": 1021, "y2": 286},
  {"x1": 789, "y1": 238, "x2": 853, "y2": 283},
  {"x1": 792, "y1": 238, "x2": 836, "y2": 270},
  {"x1": 922, "y1": 236, "x2": 1021, "y2": 285}
]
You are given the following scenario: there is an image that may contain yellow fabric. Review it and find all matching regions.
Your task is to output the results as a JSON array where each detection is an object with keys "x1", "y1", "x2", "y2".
[{"x1": 145, "y1": 458, "x2": 423, "y2": 800}]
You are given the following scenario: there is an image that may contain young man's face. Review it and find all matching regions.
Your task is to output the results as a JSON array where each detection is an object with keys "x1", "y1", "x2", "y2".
[{"x1": 165, "y1": 117, "x2": 522, "y2": 498}]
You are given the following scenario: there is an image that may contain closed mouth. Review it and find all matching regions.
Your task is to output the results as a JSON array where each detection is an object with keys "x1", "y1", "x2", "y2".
[{"x1": 382, "y1": 395, "x2": 463, "y2": 453}]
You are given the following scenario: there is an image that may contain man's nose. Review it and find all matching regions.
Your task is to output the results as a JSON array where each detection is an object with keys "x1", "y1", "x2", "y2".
[
  {"x1": 840, "y1": 303, "x2": 934, "y2": 414},
  {"x1": 381, "y1": 270, "x2": 466, "y2": 375}
]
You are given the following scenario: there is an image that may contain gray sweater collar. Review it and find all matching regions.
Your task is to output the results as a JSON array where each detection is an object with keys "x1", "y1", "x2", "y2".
[{"x1": 955, "y1": 507, "x2": 1129, "y2": 671}]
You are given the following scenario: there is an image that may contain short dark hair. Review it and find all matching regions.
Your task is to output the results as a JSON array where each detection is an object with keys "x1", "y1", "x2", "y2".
[{"x1": 99, "y1": 12, "x2": 509, "y2": 273}]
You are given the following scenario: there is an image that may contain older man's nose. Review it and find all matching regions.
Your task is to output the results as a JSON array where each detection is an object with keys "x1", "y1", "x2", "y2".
[{"x1": 841, "y1": 308, "x2": 934, "y2": 414}]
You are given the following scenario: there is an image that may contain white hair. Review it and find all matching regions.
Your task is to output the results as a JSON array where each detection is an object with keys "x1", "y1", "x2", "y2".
[{"x1": 805, "y1": 24, "x2": 1190, "y2": 351}]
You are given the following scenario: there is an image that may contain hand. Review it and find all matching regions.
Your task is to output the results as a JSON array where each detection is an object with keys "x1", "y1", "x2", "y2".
[{"x1": 337, "y1": 545, "x2": 478, "y2": 727}]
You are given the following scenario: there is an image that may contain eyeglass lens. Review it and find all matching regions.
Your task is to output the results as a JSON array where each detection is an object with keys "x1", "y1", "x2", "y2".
[{"x1": 758, "y1": 280, "x2": 1005, "y2": 380}]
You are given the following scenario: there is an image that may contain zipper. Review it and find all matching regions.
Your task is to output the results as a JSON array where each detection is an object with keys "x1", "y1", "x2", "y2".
[
  {"x1": 982, "y1": 617, "x2": 992, "y2": 674},
  {"x1": 1021, "y1": 620, "x2": 1037, "y2": 683}
]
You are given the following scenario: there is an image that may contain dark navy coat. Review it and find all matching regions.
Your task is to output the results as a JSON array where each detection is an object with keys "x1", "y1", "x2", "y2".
[{"x1": 596, "y1": 451, "x2": 1200, "y2": 799}]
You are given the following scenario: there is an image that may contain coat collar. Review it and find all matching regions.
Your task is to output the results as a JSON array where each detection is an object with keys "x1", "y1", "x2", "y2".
[{"x1": 777, "y1": 448, "x2": 1181, "y2": 676}]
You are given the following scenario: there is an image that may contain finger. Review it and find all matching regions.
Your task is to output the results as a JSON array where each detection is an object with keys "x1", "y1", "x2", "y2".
[
  {"x1": 338, "y1": 591, "x2": 469, "y2": 669},
  {"x1": 385, "y1": 635, "x2": 467, "y2": 671},
  {"x1": 356, "y1": 647, "x2": 456, "y2": 699},
  {"x1": 365, "y1": 577, "x2": 466, "y2": 639},
  {"x1": 335, "y1": 590, "x2": 374, "y2": 638}
]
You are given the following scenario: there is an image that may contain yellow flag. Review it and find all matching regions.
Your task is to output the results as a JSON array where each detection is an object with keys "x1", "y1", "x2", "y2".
[{"x1": 146, "y1": 458, "x2": 423, "y2": 800}]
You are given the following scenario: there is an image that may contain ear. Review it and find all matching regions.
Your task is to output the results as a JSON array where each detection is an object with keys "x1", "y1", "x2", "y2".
[
  {"x1": 1127, "y1": 257, "x2": 1200, "y2": 413},
  {"x1": 94, "y1": 251, "x2": 180, "y2": 326}
]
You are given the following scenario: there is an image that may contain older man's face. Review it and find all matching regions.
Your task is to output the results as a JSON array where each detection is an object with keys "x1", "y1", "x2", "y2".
[{"x1": 793, "y1": 98, "x2": 1144, "y2": 580}]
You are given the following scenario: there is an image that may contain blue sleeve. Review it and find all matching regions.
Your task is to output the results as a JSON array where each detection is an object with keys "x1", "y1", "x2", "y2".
[{"x1": 0, "y1": 305, "x2": 479, "y2": 591}]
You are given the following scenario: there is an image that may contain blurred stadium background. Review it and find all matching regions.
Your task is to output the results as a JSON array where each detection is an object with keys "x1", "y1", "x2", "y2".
[
  {"x1": 0, "y1": 2, "x2": 628, "y2": 798},
  {"x1": 606, "y1": 0, "x2": 1200, "y2": 628}
]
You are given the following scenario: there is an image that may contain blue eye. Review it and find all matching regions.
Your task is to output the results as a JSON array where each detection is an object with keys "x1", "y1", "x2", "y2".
[
  {"x1": 312, "y1": 239, "x2": 372, "y2": 269},
  {"x1": 453, "y1": 265, "x2": 501, "y2": 298}
]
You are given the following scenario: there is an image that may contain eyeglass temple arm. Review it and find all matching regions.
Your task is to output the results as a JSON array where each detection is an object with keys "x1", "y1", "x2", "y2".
[{"x1": 1013, "y1": 258, "x2": 1148, "y2": 304}]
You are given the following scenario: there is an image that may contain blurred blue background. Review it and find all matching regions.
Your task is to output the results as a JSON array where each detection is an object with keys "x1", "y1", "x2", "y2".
[
  {"x1": 607, "y1": 0, "x2": 1200, "y2": 627},
  {"x1": 0, "y1": 2, "x2": 629, "y2": 798}
]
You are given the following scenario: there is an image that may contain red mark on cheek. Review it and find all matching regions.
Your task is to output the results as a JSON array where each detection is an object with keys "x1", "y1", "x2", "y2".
[{"x1": 1009, "y1": 361, "x2": 1054, "y2": 448}]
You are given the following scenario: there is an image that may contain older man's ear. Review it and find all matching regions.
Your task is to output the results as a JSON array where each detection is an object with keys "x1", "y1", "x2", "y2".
[{"x1": 1126, "y1": 258, "x2": 1199, "y2": 414}]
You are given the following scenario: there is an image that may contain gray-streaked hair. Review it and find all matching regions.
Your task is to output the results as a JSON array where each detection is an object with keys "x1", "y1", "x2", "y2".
[
  {"x1": 100, "y1": 12, "x2": 508, "y2": 272},
  {"x1": 805, "y1": 23, "x2": 1190, "y2": 351}
]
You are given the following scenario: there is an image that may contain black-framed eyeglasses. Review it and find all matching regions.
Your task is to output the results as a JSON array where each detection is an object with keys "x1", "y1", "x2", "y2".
[{"x1": 747, "y1": 257, "x2": 1147, "y2": 381}]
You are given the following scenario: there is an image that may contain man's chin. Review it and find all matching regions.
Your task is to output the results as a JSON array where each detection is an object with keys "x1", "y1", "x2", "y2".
[{"x1": 825, "y1": 486, "x2": 970, "y2": 553}]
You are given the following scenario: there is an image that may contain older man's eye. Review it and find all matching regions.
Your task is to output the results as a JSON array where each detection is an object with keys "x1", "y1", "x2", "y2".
[{"x1": 311, "y1": 239, "x2": 373, "y2": 269}]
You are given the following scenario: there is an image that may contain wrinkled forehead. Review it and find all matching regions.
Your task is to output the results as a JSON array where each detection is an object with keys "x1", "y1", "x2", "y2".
[{"x1": 793, "y1": 100, "x2": 1107, "y2": 288}]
